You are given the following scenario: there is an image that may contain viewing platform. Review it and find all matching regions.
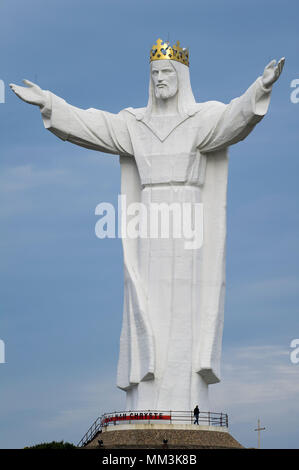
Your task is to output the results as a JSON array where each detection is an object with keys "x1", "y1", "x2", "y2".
[{"x1": 78, "y1": 410, "x2": 243, "y2": 449}]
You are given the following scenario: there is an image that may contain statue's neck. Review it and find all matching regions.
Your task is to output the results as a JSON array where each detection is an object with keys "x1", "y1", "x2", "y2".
[{"x1": 152, "y1": 94, "x2": 178, "y2": 116}]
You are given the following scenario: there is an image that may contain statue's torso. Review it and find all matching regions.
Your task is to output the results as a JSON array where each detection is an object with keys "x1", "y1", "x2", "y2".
[{"x1": 123, "y1": 108, "x2": 208, "y2": 186}]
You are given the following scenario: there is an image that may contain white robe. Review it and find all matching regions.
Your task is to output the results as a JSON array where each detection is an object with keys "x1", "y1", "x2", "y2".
[{"x1": 40, "y1": 77, "x2": 271, "y2": 411}]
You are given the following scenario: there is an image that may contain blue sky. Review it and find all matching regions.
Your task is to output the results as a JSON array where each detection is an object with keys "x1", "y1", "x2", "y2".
[{"x1": 0, "y1": 0, "x2": 298, "y2": 449}]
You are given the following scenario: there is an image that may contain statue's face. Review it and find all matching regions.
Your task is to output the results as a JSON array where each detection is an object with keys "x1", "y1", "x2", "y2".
[{"x1": 151, "y1": 60, "x2": 178, "y2": 100}]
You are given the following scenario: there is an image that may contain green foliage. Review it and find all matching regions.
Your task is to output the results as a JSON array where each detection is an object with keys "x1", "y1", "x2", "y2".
[{"x1": 24, "y1": 440, "x2": 76, "y2": 449}]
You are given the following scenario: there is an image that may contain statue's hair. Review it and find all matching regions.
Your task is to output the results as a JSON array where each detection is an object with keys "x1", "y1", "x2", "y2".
[{"x1": 145, "y1": 60, "x2": 196, "y2": 119}]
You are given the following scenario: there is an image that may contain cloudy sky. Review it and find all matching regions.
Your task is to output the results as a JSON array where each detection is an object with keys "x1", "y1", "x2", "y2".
[{"x1": 0, "y1": 0, "x2": 298, "y2": 449}]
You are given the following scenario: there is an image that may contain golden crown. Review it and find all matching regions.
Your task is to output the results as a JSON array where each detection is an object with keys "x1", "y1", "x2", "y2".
[{"x1": 150, "y1": 38, "x2": 189, "y2": 67}]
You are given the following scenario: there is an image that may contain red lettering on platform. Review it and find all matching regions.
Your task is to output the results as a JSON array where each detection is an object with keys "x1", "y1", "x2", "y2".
[{"x1": 102, "y1": 413, "x2": 171, "y2": 425}]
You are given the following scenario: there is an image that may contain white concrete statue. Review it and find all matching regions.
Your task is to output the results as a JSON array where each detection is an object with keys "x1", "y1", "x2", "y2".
[{"x1": 10, "y1": 39, "x2": 285, "y2": 413}]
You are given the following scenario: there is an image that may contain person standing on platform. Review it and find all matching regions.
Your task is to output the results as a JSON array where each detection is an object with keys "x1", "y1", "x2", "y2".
[{"x1": 194, "y1": 405, "x2": 200, "y2": 425}]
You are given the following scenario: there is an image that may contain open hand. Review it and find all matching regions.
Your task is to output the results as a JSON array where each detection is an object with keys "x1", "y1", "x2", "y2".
[
  {"x1": 10, "y1": 79, "x2": 47, "y2": 107},
  {"x1": 262, "y1": 58, "x2": 285, "y2": 89}
]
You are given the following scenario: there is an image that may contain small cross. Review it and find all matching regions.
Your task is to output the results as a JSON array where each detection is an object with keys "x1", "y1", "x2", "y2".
[{"x1": 254, "y1": 418, "x2": 266, "y2": 449}]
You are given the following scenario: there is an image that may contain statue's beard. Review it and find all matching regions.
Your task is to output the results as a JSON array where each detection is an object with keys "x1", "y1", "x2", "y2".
[{"x1": 154, "y1": 84, "x2": 178, "y2": 100}]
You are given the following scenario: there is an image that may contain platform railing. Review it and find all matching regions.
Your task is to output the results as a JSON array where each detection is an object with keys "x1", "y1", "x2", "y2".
[{"x1": 77, "y1": 409, "x2": 228, "y2": 447}]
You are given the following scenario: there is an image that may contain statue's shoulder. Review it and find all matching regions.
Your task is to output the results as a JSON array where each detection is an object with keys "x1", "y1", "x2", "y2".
[
  {"x1": 119, "y1": 107, "x2": 146, "y2": 121},
  {"x1": 190, "y1": 100, "x2": 226, "y2": 114}
]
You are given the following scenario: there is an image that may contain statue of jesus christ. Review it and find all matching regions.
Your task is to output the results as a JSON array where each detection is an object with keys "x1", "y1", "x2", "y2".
[{"x1": 10, "y1": 39, "x2": 284, "y2": 412}]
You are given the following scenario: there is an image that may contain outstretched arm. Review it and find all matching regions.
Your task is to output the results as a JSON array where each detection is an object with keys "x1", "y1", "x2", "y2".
[
  {"x1": 10, "y1": 80, "x2": 133, "y2": 156},
  {"x1": 198, "y1": 58, "x2": 285, "y2": 153}
]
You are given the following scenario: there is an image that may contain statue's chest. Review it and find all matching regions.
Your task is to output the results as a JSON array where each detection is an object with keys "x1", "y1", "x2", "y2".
[
  {"x1": 128, "y1": 119, "x2": 205, "y2": 186},
  {"x1": 131, "y1": 117, "x2": 199, "y2": 152}
]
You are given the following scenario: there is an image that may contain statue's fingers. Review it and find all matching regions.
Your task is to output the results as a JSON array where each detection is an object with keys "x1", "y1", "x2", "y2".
[
  {"x1": 22, "y1": 79, "x2": 36, "y2": 87},
  {"x1": 11, "y1": 89, "x2": 22, "y2": 99},
  {"x1": 265, "y1": 59, "x2": 276, "y2": 69},
  {"x1": 9, "y1": 84, "x2": 20, "y2": 94},
  {"x1": 9, "y1": 84, "x2": 26, "y2": 99},
  {"x1": 13, "y1": 87, "x2": 22, "y2": 96},
  {"x1": 278, "y1": 57, "x2": 285, "y2": 73}
]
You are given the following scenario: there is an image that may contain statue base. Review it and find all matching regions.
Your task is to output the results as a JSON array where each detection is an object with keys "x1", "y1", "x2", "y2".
[{"x1": 83, "y1": 423, "x2": 243, "y2": 449}]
